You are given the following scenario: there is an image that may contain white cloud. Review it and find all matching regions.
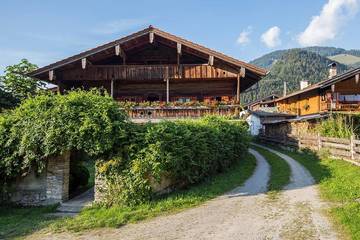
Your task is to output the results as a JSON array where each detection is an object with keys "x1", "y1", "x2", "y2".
[
  {"x1": 236, "y1": 27, "x2": 252, "y2": 45},
  {"x1": 261, "y1": 26, "x2": 281, "y2": 48},
  {"x1": 92, "y1": 19, "x2": 148, "y2": 35},
  {"x1": 298, "y1": 0, "x2": 359, "y2": 46}
]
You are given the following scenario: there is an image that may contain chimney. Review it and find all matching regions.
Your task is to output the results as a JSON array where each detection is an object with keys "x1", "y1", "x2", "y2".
[
  {"x1": 328, "y1": 62, "x2": 337, "y2": 79},
  {"x1": 300, "y1": 80, "x2": 309, "y2": 90}
]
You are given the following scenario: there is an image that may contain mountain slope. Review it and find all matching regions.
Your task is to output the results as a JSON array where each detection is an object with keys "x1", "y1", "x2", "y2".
[
  {"x1": 250, "y1": 46, "x2": 360, "y2": 69},
  {"x1": 328, "y1": 54, "x2": 360, "y2": 65},
  {"x1": 242, "y1": 49, "x2": 348, "y2": 103}
]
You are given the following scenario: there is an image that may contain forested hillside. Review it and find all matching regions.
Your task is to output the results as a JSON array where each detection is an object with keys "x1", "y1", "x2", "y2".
[
  {"x1": 242, "y1": 49, "x2": 348, "y2": 103},
  {"x1": 250, "y1": 46, "x2": 360, "y2": 69}
]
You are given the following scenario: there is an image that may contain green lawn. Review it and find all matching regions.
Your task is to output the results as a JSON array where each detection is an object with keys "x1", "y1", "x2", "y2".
[
  {"x1": 0, "y1": 205, "x2": 58, "y2": 240},
  {"x1": 268, "y1": 146, "x2": 360, "y2": 240},
  {"x1": 251, "y1": 145, "x2": 291, "y2": 195}
]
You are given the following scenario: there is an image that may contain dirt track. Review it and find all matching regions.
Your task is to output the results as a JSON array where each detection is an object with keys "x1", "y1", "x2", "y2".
[{"x1": 27, "y1": 146, "x2": 339, "y2": 240}]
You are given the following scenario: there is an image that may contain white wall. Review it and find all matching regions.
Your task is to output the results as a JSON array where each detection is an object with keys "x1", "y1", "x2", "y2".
[{"x1": 246, "y1": 114, "x2": 262, "y2": 136}]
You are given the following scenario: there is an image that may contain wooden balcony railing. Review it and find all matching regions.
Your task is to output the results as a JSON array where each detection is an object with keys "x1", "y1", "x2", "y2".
[
  {"x1": 321, "y1": 101, "x2": 360, "y2": 112},
  {"x1": 62, "y1": 64, "x2": 238, "y2": 81}
]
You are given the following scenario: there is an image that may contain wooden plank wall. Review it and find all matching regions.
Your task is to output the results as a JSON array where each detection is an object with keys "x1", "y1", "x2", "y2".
[{"x1": 61, "y1": 65, "x2": 237, "y2": 82}]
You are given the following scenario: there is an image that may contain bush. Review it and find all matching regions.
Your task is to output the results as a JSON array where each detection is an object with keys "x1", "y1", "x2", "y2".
[
  {"x1": 317, "y1": 114, "x2": 354, "y2": 138},
  {"x1": 98, "y1": 117, "x2": 250, "y2": 206},
  {"x1": 0, "y1": 90, "x2": 129, "y2": 184}
]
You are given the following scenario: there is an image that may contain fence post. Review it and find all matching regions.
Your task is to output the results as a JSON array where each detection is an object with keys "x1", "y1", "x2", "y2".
[
  {"x1": 350, "y1": 135, "x2": 355, "y2": 160},
  {"x1": 317, "y1": 133, "x2": 321, "y2": 151}
]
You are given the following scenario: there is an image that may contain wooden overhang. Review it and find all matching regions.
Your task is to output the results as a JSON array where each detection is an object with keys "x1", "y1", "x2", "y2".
[
  {"x1": 244, "y1": 94, "x2": 279, "y2": 108},
  {"x1": 275, "y1": 67, "x2": 360, "y2": 103},
  {"x1": 29, "y1": 26, "x2": 267, "y2": 92}
]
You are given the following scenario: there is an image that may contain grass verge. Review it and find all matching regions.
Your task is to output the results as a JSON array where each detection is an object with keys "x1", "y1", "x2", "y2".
[
  {"x1": 0, "y1": 205, "x2": 58, "y2": 240},
  {"x1": 49, "y1": 153, "x2": 257, "y2": 232},
  {"x1": 267, "y1": 146, "x2": 360, "y2": 240},
  {"x1": 251, "y1": 145, "x2": 291, "y2": 195}
]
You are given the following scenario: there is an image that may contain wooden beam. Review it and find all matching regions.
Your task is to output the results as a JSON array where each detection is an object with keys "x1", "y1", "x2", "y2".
[
  {"x1": 81, "y1": 58, "x2": 87, "y2": 69},
  {"x1": 240, "y1": 67, "x2": 246, "y2": 78},
  {"x1": 110, "y1": 79, "x2": 114, "y2": 98},
  {"x1": 49, "y1": 70, "x2": 54, "y2": 81},
  {"x1": 177, "y1": 43, "x2": 182, "y2": 54},
  {"x1": 164, "y1": 78, "x2": 169, "y2": 103},
  {"x1": 149, "y1": 32, "x2": 154, "y2": 44},
  {"x1": 115, "y1": 44, "x2": 126, "y2": 64},
  {"x1": 236, "y1": 74, "x2": 240, "y2": 103},
  {"x1": 208, "y1": 55, "x2": 214, "y2": 66},
  {"x1": 115, "y1": 45, "x2": 121, "y2": 56}
]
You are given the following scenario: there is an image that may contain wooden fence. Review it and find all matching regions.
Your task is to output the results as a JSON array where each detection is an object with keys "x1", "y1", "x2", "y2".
[{"x1": 258, "y1": 133, "x2": 360, "y2": 164}]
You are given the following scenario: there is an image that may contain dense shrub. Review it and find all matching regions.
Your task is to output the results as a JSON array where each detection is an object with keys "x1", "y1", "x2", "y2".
[
  {"x1": 98, "y1": 117, "x2": 250, "y2": 206},
  {"x1": 317, "y1": 114, "x2": 355, "y2": 138},
  {"x1": 0, "y1": 90, "x2": 129, "y2": 183}
]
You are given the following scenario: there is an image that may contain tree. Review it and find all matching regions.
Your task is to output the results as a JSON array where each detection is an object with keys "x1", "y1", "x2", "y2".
[
  {"x1": 2, "y1": 59, "x2": 44, "y2": 100},
  {"x1": 0, "y1": 87, "x2": 18, "y2": 112}
]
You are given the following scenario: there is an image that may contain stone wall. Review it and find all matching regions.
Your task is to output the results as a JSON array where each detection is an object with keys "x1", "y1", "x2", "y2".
[
  {"x1": 46, "y1": 151, "x2": 70, "y2": 202},
  {"x1": 94, "y1": 168, "x2": 107, "y2": 202},
  {"x1": 6, "y1": 151, "x2": 70, "y2": 206}
]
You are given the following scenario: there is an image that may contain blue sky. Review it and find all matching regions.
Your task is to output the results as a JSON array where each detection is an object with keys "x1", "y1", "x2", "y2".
[{"x1": 1, "y1": 0, "x2": 359, "y2": 74}]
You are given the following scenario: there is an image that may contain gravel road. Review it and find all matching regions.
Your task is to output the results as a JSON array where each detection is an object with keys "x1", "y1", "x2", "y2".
[{"x1": 27, "y1": 147, "x2": 339, "y2": 240}]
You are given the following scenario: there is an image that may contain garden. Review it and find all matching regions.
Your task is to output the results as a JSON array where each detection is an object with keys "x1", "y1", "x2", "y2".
[{"x1": 0, "y1": 88, "x2": 253, "y2": 238}]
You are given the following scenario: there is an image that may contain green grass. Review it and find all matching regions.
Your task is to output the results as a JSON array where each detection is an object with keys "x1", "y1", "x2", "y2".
[
  {"x1": 0, "y1": 205, "x2": 58, "y2": 240},
  {"x1": 49, "y1": 153, "x2": 257, "y2": 232},
  {"x1": 268, "y1": 146, "x2": 360, "y2": 240},
  {"x1": 252, "y1": 145, "x2": 291, "y2": 194},
  {"x1": 329, "y1": 54, "x2": 360, "y2": 65}
]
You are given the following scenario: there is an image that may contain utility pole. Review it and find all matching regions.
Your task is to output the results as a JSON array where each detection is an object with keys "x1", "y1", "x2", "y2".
[{"x1": 283, "y1": 81, "x2": 287, "y2": 97}]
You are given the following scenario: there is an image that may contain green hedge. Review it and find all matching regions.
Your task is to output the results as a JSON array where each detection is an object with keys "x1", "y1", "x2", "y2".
[
  {"x1": 0, "y1": 90, "x2": 129, "y2": 184},
  {"x1": 98, "y1": 117, "x2": 250, "y2": 206}
]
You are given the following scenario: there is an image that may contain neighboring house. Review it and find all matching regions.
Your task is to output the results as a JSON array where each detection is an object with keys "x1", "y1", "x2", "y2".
[
  {"x1": 275, "y1": 65, "x2": 360, "y2": 116},
  {"x1": 246, "y1": 110, "x2": 294, "y2": 136},
  {"x1": 244, "y1": 94, "x2": 279, "y2": 111},
  {"x1": 29, "y1": 26, "x2": 266, "y2": 105}
]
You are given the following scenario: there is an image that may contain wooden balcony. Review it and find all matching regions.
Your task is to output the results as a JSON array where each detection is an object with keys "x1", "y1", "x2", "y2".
[
  {"x1": 61, "y1": 64, "x2": 238, "y2": 82},
  {"x1": 321, "y1": 101, "x2": 360, "y2": 112}
]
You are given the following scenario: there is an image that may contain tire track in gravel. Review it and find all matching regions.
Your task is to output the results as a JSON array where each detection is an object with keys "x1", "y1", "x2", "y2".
[{"x1": 26, "y1": 147, "x2": 340, "y2": 240}]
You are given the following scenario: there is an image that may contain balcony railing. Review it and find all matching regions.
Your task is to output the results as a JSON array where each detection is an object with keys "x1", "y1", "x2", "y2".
[
  {"x1": 322, "y1": 101, "x2": 360, "y2": 112},
  {"x1": 62, "y1": 64, "x2": 238, "y2": 81}
]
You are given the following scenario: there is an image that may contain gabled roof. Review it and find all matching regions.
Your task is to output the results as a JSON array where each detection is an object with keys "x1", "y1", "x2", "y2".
[
  {"x1": 275, "y1": 67, "x2": 360, "y2": 102},
  {"x1": 29, "y1": 26, "x2": 267, "y2": 78},
  {"x1": 244, "y1": 94, "x2": 279, "y2": 108}
]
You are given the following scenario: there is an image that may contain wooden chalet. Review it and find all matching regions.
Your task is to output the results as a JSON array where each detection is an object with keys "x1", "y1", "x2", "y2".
[
  {"x1": 29, "y1": 26, "x2": 266, "y2": 113},
  {"x1": 244, "y1": 94, "x2": 279, "y2": 111},
  {"x1": 275, "y1": 66, "x2": 360, "y2": 116}
]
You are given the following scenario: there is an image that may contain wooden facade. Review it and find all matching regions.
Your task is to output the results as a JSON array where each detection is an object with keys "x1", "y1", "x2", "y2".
[
  {"x1": 275, "y1": 68, "x2": 360, "y2": 116},
  {"x1": 30, "y1": 26, "x2": 266, "y2": 105}
]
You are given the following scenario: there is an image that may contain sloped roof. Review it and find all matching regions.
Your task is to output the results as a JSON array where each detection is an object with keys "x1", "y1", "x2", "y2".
[
  {"x1": 29, "y1": 26, "x2": 267, "y2": 78},
  {"x1": 244, "y1": 94, "x2": 279, "y2": 108},
  {"x1": 275, "y1": 67, "x2": 360, "y2": 102}
]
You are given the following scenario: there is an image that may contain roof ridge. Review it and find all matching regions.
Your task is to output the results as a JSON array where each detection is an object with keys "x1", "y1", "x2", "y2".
[{"x1": 30, "y1": 26, "x2": 267, "y2": 77}]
